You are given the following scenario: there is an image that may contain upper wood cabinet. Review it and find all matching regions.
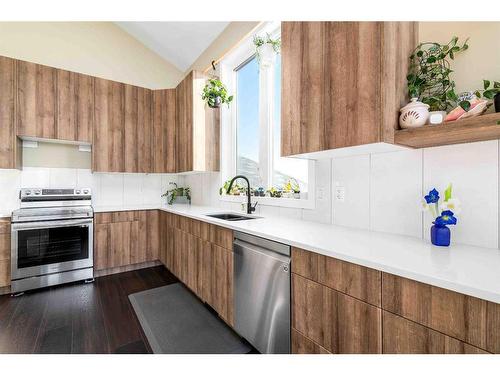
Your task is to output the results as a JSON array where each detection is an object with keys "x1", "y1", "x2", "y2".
[
  {"x1": 17, "y1": 60, "x2": 57, "y2": 139},
  {"x1": 152, "y1": 89, "x2": 176, "y2": 173},
  {"x1": 176, "y1": 71, "x2": 220, "y2": 173},
  {"x1": 56, "y1": 70, "x2": 94, "y2": 143},
  {"x1": 281, "y1": 22, "x2": 417, "y2": 157},
  {"x1": 0, "y1": 56, "x2": 21, "y2": 169},
  {"x1": 93, "y1": 78, "x2": 125, "y2": 172}
]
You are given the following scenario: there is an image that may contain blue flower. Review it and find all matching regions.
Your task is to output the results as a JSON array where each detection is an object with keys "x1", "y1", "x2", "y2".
[
  {"x1": 434, "y1": 210, "x2": 457, "y2": 227},
  {"x1": 424, "y1": 188, "x2": 440, "y2": 204}
]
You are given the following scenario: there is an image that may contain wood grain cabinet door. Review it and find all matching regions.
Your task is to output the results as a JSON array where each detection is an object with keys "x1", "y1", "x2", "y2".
[
  {"x1": 292, "y1": 328, "x2": 331, "y2": 354},
  {"x1": 152, "y1": 89, "x2": 176, "y2": 173},
  {"x1": 382, "y1": 312, "x2": 488, "y2": 354},
  {"x1": 382, "y1": 273, "x2": 488, "y2": 350},
  {"x1": 93, "y1": 223, "x2": 109, "y2": 271},
  {"x1": 0, "y1": 56, "x2": 17, "y2": 169},
  {"x1": 281, "y1": 22, "x2": 416, "y2": 156},
  {"x1": 212, "y1": 244, "x2": 233, "y2": 326},
  {"x1": 93, "y1": 78, "x2": 125, "y2": 172},
  {"x1": 292, "y1": 273, "x2": 382, "y2": 353},
  {"x1": 0, "y1": 219, "x2": 11, "y2": 287},
  {"x1": 56, "y1": 70, "x2": 94, "y2": 143},
  {"x1": 17, "y1": 60, "x2": 56, "y2": 139}
]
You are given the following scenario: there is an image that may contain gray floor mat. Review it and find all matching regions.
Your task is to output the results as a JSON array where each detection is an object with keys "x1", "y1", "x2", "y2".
[{"x1": 129, "y1": 283, "x2": 252, "y2": 354}]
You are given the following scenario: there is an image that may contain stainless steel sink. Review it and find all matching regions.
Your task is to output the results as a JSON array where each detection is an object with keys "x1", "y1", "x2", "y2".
[{"x1": 206, "y1": 213, "x2": 259, "y2": 221}]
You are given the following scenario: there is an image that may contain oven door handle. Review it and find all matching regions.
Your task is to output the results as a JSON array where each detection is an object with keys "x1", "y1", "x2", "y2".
[{"x1": 11, "y1": 218, "x2": 93, "y2": 231}]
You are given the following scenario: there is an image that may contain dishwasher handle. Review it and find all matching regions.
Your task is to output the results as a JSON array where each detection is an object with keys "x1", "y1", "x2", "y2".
[{"x1": 234, "y1": 238, "x2": 291, "y2": 264}]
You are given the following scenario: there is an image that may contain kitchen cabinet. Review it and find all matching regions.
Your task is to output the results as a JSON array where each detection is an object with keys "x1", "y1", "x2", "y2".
[
  {"x1": 93, "y1": 78, "x2": 125, "y2": 172},
  {"x1": 292, "y1": 328, "x2": 331, "y2": 354},
  {"x1": 152, "y1": 89, "x2": 176, "y2": 173},
  {"x1": 124, "y1": 84, "x2": 153, "y2": 173},
  {"x1": 93, "y1": 210, "x2": 159, "y2": 271},
  {"x1": 56, "y1": 70, "x2": 94, "y2": 143},
  {"x1": 281, "y1": 22, "x2": 417, "y2": 157},
  {"x1": 292, "y1": 273, "x2": 382, "y2": 353},
  {"x1": 0, "y1": 56, "x2": 21, "y2": 169},
  {"x1": 16, "y1": 60, "x2": 57, "y2": 139},
  {"x1": 0, "y1": 218, "x2": 10, "y2": 288},
  {"x1": 160, "y1": 211, "x2": 233, "y2": 325},
  {"x1": 176, "y1": 71, "x2": 220, "y2": 173},
  {"x1": 382, "y1": 312, "x2": 488, "y2": 354},
  {"x1": 382, "y1": 273, "x2": 488, "y2": 350}
]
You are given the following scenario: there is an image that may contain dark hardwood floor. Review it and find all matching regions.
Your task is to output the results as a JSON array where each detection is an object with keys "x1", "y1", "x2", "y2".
[{"x1": 0, "y1": 266, "x2": 178, "y2": 354}]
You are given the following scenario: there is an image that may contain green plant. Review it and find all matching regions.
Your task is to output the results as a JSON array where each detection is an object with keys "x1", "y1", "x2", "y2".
[
  {"x1": 201, "y1": 78, "x2": 233, "y2": 108},
  {"x1": 462, "y1": 80, "x2": 500, "y2": 111},
  {"x1": 161, "y1": 182, "x2": 191, "y2": 205},
  {"x1": 407, "y1": 36, "x2": 469, "y2": 111},
  {"x1": 219, "y1": 179, "x2": 243, "y2": 195},
  {"x1": 253, "y1": 33, "x2": 281, "y2": 53}
]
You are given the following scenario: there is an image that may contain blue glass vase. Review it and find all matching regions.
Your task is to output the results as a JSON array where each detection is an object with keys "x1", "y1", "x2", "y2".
[{"x1": 431, "y1": 224, "x2": 451, "y2": 247}]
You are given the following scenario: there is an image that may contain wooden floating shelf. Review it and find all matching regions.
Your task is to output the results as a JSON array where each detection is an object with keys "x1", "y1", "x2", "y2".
[{"x1": 394, "y1": 112, "x2": 500, "y2": 149}]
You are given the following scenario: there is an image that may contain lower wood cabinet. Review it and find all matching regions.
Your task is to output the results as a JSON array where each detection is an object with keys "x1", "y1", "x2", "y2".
[
  {"x1": 382, "y1": 312, "x2": 488, "y2": 354},
  {"x1": 94, "y1": 210, "x2": 159, "y2": 271},
  {"x1": 160, "y1": 211, "x2": 234, "y2": 326},
  {"x1": 292, "y1": 328, "x2": 331, "y2": 354},
  {"x1": 292, "y1": 273, "x2": 382, "y2": 353},
  {"x1": 0, "y1": 218, "x2": 11, "y2": 288}
]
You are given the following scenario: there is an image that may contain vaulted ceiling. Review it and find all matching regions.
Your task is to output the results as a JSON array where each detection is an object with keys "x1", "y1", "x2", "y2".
[{"x1": 115, "y1": 22, "x2": 229, "y2": 72}]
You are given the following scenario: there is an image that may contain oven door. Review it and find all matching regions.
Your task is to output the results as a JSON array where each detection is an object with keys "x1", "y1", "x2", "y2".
[{"x1": 11, "y1": 218, "x2": 93, "y2": 280}]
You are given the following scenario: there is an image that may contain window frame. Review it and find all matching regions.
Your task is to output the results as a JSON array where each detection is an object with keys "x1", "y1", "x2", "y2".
[{"x1": 219, "y1": 22, "x2": 315, "y2": 209}]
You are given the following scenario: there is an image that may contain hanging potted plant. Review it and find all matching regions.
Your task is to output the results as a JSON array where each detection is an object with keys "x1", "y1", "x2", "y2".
[
  {"x1": 253, "y1": 33, "x2": 281, "y2": 67},
  {"x1": 201, "y1": 78, "x2": 233, "y2": 108},
  {"x1": 161, "y1": 182, "x2": 191, "y2": 205}
]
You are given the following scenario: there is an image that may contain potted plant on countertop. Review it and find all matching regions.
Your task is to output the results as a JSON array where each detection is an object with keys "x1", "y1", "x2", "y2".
[
  {"x1": 201, "y1": 78, "x2": 233, "y2": 108},
  {"x1": 422, "y1": 184, "x2": 460, "y2": 247},
  {"x1": 253, "y1": 33, "x2": 281, "y2": 67},
  {"x1": 162, "y1": 182, "x2": 191, "y2": 205},
  {"x1": 403, "y1": 36, "x2": 469, "y2": 127}
]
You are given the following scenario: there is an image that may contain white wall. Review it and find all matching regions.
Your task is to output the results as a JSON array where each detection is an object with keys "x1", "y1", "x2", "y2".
[
  {"x1": 0, "y1": 167, "x2": 182, "y2": 216},
  {"x1": 185, "y1": 140, "x2": 500, "y2": 249}
]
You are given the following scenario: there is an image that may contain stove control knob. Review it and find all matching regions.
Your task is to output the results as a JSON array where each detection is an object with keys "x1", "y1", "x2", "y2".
[
  {"x1": 25, "y1": 190, "x2": 31, "y2": 195},
  {"x1": 75, "y1": 190, "x2": 81, "y2": 194},
  {"x1": 83, "y1": 189, "x2": 89, "y2": 194},
  {"x1": 34, "y1": 190, "x2": 41, "y2": 195}
]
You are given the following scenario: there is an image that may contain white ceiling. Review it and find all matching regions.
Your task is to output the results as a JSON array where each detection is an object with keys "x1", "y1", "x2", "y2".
[{"x1": 115, "y1": 22, "x2": 229, "y2": 72}]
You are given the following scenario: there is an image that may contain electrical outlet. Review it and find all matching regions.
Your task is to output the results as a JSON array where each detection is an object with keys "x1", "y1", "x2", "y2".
[
  {"x1": 334, "y1": 186, "x2": 345, "y2": 202},
  {"x1": 317, "y1": 187, "x2": 325, "y2": 200}
]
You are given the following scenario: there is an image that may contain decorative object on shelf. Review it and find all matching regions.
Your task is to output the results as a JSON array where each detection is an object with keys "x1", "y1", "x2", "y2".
[
  {"x1": 201, "y1": 78, "x2": 233, "y2": 108},
  {"x1": 162, "y1": 182, "x2": 191, "y2": 205},
  {"x1": 253, "y1": 33, "x2": 281, "y2": 67},
  {"x1": 445, "y1": 93, "x2": 490, "y2": 122},
  {"x1": 495, "y1": 93, "x2": 500, "y2": 113},
  {"x1": 422, "y1": 184, "x2": 460, "y2": 247},
  {"x1": 428, "y1": 110, "x2": 447, "y2": 125},
  {"x1": 399, "y1": 98, "x2": 430, "y2": 129},
  {"x1": 406, "y1": 36, "x2": 469, "y2": 116},
  {"x1": 284, "y1": 178, "x2": 301, "y2": 199},
  {"x1": 219, "y1": 179, "x2": 243, "y2": 195},
  {"x1": 267, "y1": 187, "x2": 282, "y2": 198},
  {"x1": 255, "y1": 187, "x2": 266, "y2": 197}
]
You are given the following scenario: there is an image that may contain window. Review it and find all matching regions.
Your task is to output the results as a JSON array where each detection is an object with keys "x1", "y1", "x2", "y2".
[{"x1": 220, "y1": 23, "x2": 314, "y2": 208}]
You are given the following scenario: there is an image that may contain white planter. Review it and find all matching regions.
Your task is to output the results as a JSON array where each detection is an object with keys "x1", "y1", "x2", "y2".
[
  {"x1": 399, "y1": 98, "x2": 430, "y2": 129},
  {"x1": 257, "y1": 43, "x2": 277, "y2": 67}
]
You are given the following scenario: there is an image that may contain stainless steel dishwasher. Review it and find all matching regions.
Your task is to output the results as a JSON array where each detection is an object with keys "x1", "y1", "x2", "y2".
[{"x1": 233, "y1": 231, "x2": 290, "y2": 354}]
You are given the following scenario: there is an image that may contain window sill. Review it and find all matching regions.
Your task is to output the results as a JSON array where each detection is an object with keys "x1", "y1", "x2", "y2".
[{"x1": 219, "y1": 194, "x2": 315, "y2": 209}]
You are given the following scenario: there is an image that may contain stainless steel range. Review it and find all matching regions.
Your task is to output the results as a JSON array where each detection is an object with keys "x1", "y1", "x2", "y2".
[{"x1": 10, "y1": 188, "x2": 94, "y2": 294}]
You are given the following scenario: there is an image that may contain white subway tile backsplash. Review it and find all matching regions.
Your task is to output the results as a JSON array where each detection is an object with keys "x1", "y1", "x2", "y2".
[
  {"x1": 123, "y1": 174, "x2": 143, "y2": 206},
  {"x1": 332, "y1": 155, "x2": 370, "y2": 230},
  {"x1": 0, "y1": 169, "x2": 21, "y2": 216},
  {"x1": 49, "y1": 168, "x2": 77, "y2": 188},
  {"x1": 142, "y1": 174, "x2": 161, "y2": 206},
  {"x1": 76, "y1": 169, "x2": 94, "y2": 189},
  {"x1": 302, "y1": 159, "x2": 332, "y2": 224},
  {"x1": 423, "y1": 141, "x2": 499, "y2": 248},
  {"x1": 21, "y1": 167, "x2": 50, "y2": 188},
  {"x1": 99, "y1": 174, "x2": 124, "y2": 207},
  {"x1": 370, "y1": 149, "x2": 423, "y2": 237}
]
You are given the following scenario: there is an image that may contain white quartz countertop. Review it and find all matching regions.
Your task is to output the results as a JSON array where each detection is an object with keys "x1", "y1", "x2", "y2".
[{"x1": 160, "y1": 204, "x2": 500, "y2": 304}]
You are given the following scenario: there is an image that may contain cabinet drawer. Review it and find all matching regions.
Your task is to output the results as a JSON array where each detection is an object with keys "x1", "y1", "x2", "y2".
[
  {"x1": 291, "y1": 247, "x2": 381, "y2": 306},
  {"x1": 292, "y1": 273, "x2": 382, "y2": 353},
  {"x1": 292, "y1": 328, "x2": 331, "y2": 354},
  {"x1": 382, "y1": 273, "x2": 488, "y2": 349},
  {"x1": 210, "y1": 225, "x2": 233, "y2": 251},
  {"x1": 383, "y1": 312, "x2": 488, "y2": 354}
]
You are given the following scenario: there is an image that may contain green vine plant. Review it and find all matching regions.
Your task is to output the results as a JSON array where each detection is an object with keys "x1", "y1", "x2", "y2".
[
  {"x1": 161, "y1": 182, "x2": 191, "y2": 205},
  {"x1": 201, "y1": 78, "x2": 233, "y2": 108},
  {"x1": 464, "y1": 79, "x2": 500, "y2": 110},
  {"x1": 407, "y1": 36, "x2": 469, "y2": 112},
  {"x1": 253, "y1": 33, "x2": 281, "y2": 53}
]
